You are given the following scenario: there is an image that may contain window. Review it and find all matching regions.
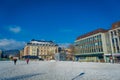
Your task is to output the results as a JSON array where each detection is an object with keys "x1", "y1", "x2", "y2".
[
  {"x1": 95, "y1": 42, "x2": 98, "y2": 46},
  {"x1": 101, "y1": 48, "x2": 103, "y2": 52},
  {"x1": 112, "y1": 39, "x2": 114, "y2": 45},
  {"x1": 114, "y1": 30, "x2": 117, "y2": 35},
  {"x1": 94, "y1": 36, "x2": 97, "y2": 40},
  {"x1": 98, "y1": 48, "x2": 101, "y2": 52},
  {"x1": 117, "y1": 29, "x2": 120, "y2": 34},
  {"x1": 111, "y1": 31, "x2": 113, "y2": 38}
]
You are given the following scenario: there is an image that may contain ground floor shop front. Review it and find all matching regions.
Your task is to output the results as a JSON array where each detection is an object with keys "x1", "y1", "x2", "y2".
[
  {"x1": 75, "y1": 53, "x2": 120, "y2": 63},
  {"x1": 104, "y1": 53, "x2": 120, "y2": 63},
  {"x1": 74, "y1": 53, "x2": 104, "y2": 62}
]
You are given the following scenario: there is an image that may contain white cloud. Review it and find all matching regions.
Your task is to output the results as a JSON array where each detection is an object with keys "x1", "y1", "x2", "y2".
[
  {"x1": 9, "y1": 26, "x2": 21, "y2": 33},
  {"x1": 0, "y1": 39, "x2": 25, "y2": 50}
]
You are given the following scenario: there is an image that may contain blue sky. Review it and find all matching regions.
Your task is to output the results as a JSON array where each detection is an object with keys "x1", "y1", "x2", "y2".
[{"x1": 0, "y1": 0, "x2": 120, "y2": 50}]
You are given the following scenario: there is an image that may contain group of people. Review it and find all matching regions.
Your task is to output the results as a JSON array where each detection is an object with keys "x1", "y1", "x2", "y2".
[{"x1": 13, "y1": 57, "x2": 29, "y2": 65}]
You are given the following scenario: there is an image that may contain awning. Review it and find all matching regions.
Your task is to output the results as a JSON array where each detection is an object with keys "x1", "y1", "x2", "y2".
[
  {"x1": 104, "y1": 53, "x2": 120, "y2": 57},
  {"x1": 112, "y1": 53, "x2": 120, "y2": 56}
]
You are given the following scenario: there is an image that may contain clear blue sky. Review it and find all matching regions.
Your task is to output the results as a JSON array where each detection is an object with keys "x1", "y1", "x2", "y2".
[{"x1": 0, "y1": 0, "x2": 120, "y2": 50}]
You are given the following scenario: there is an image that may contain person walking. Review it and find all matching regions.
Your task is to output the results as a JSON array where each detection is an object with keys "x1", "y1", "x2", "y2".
[
  {"x1": 26, "y1": 58, "x2": 29, "y2": 64},
  {"x1": 13, "y1": 57, "x2": 17, "y2": 65}
]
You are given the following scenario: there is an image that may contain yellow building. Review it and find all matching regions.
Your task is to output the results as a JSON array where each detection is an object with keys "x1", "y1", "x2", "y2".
[{"x1": 24, "y1": 39, "x2": 58, "y2": 60}]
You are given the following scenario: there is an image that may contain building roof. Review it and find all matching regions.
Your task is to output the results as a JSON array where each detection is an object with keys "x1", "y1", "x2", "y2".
[
  {"x1": 111, "y1": 21, "x2": 120, "y2": 29},
  {"x1": 31, "y1": 39, "x2": 54, "y2": 43},
  {"x1": 76, "y1": 28, "x2": 108, "y2": 40},
  {"x1": 26, "y1": 39, "x2": 58, "y2": 46}
]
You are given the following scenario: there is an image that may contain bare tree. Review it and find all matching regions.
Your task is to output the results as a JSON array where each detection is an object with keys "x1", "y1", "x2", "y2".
[
  {"x1": 67, "y1": 44, "x2": 79, "y2": 60},
  {"x1": 68, "y1": 44, "x2": 78, "y2": 54}
]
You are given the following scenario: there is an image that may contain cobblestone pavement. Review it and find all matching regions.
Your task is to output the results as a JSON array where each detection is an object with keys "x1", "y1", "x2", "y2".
[{"x1": 0, "y1": 61, "x2": 120, "y2": 80}]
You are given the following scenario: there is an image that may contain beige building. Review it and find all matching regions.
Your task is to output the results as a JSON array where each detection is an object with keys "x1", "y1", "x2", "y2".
[
  {"x1": 24, "y1": 39, "x2": 58, "y2": 60},
  {"x1": 74, "y1": 29, "x2": 110, "y2": 62},
  {"x1": 65, "y1": 48, "x2": 74, "y2": 61},
  {"x1": 20, "y1": 49, "x2": 24, "y2": 59}
]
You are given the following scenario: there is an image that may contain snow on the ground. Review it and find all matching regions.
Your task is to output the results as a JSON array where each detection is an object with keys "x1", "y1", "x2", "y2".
[{"x1": 0, "y1": 61, "x2": 120, "y2": 80}]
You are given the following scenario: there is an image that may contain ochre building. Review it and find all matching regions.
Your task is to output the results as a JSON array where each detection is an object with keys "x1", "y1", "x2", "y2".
[{"x1": 24, "y1": 39, "x2": 58, "y2": 60}]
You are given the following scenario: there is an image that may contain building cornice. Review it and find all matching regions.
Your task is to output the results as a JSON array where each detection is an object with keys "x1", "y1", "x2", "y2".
[{"x1": 76, "y1": 28, "x2": 108, "y2": 40}]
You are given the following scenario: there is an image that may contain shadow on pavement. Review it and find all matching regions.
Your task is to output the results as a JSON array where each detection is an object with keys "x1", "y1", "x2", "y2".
[
  {"x1": 72, "y1": 72, "x2": 85, "y2": 80},
  {"x1": 2, "y1": 73, "x2": 46, "y2": 80}
]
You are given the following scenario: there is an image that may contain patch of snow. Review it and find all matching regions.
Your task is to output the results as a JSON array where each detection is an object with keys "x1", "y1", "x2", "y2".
[{"x1": 0, "y1": 61, "x2": 120, "y2": 80}]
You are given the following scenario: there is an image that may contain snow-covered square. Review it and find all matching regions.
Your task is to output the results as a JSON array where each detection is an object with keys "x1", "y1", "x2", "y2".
[{"x1": 0, "y1": 61, "x2": 120, "y2": 80}]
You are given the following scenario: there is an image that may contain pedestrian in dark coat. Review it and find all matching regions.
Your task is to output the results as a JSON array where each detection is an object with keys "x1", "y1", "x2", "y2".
[{"x1": 13, "y1": 57, "x2": 17, "y2": 65}]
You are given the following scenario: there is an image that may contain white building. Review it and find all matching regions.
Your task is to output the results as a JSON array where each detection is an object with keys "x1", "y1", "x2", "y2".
[
  {"x1": 108, "y1": 22, "x2": 120, "y2": 62},
  {"x1": 75, "y1": 29, "x2": 110, "y2": 62},
  {"x1": 75, "y1": 22, "x2": 120, "y2": 63}
]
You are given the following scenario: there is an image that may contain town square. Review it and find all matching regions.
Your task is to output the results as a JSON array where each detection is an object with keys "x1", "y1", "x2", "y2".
[
  {"x1": 0, "y1": 0, "x2": 120, "y2": 80},
  {"x1": 0, "y1": 61, "x2": 120, "y2": 80}
]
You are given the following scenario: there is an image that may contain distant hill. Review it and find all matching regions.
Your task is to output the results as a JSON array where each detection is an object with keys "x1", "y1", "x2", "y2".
[{"x1": 2, "y1": 49, "x2": 20, "y2": 58}]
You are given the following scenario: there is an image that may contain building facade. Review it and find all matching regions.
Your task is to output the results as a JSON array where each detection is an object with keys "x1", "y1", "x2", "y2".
[
  {"x1": 65, "y1": 48, "x2": 74, "y2": 61},
  {"x1": 74, "y1": 29, "x2": 110, "y2": 62},
  {"x1": 108, "y1": 22, "x2": 120, "y2": 62},
  {"x1": 20, "y1": 49, "x2": 24, "y2": 59},
  {"x1": 24, "y1": 39, "x2": 58, "y2": 60},
  {"x1": 75, "y1": 22, "x2": 120, "y2": 63}
]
